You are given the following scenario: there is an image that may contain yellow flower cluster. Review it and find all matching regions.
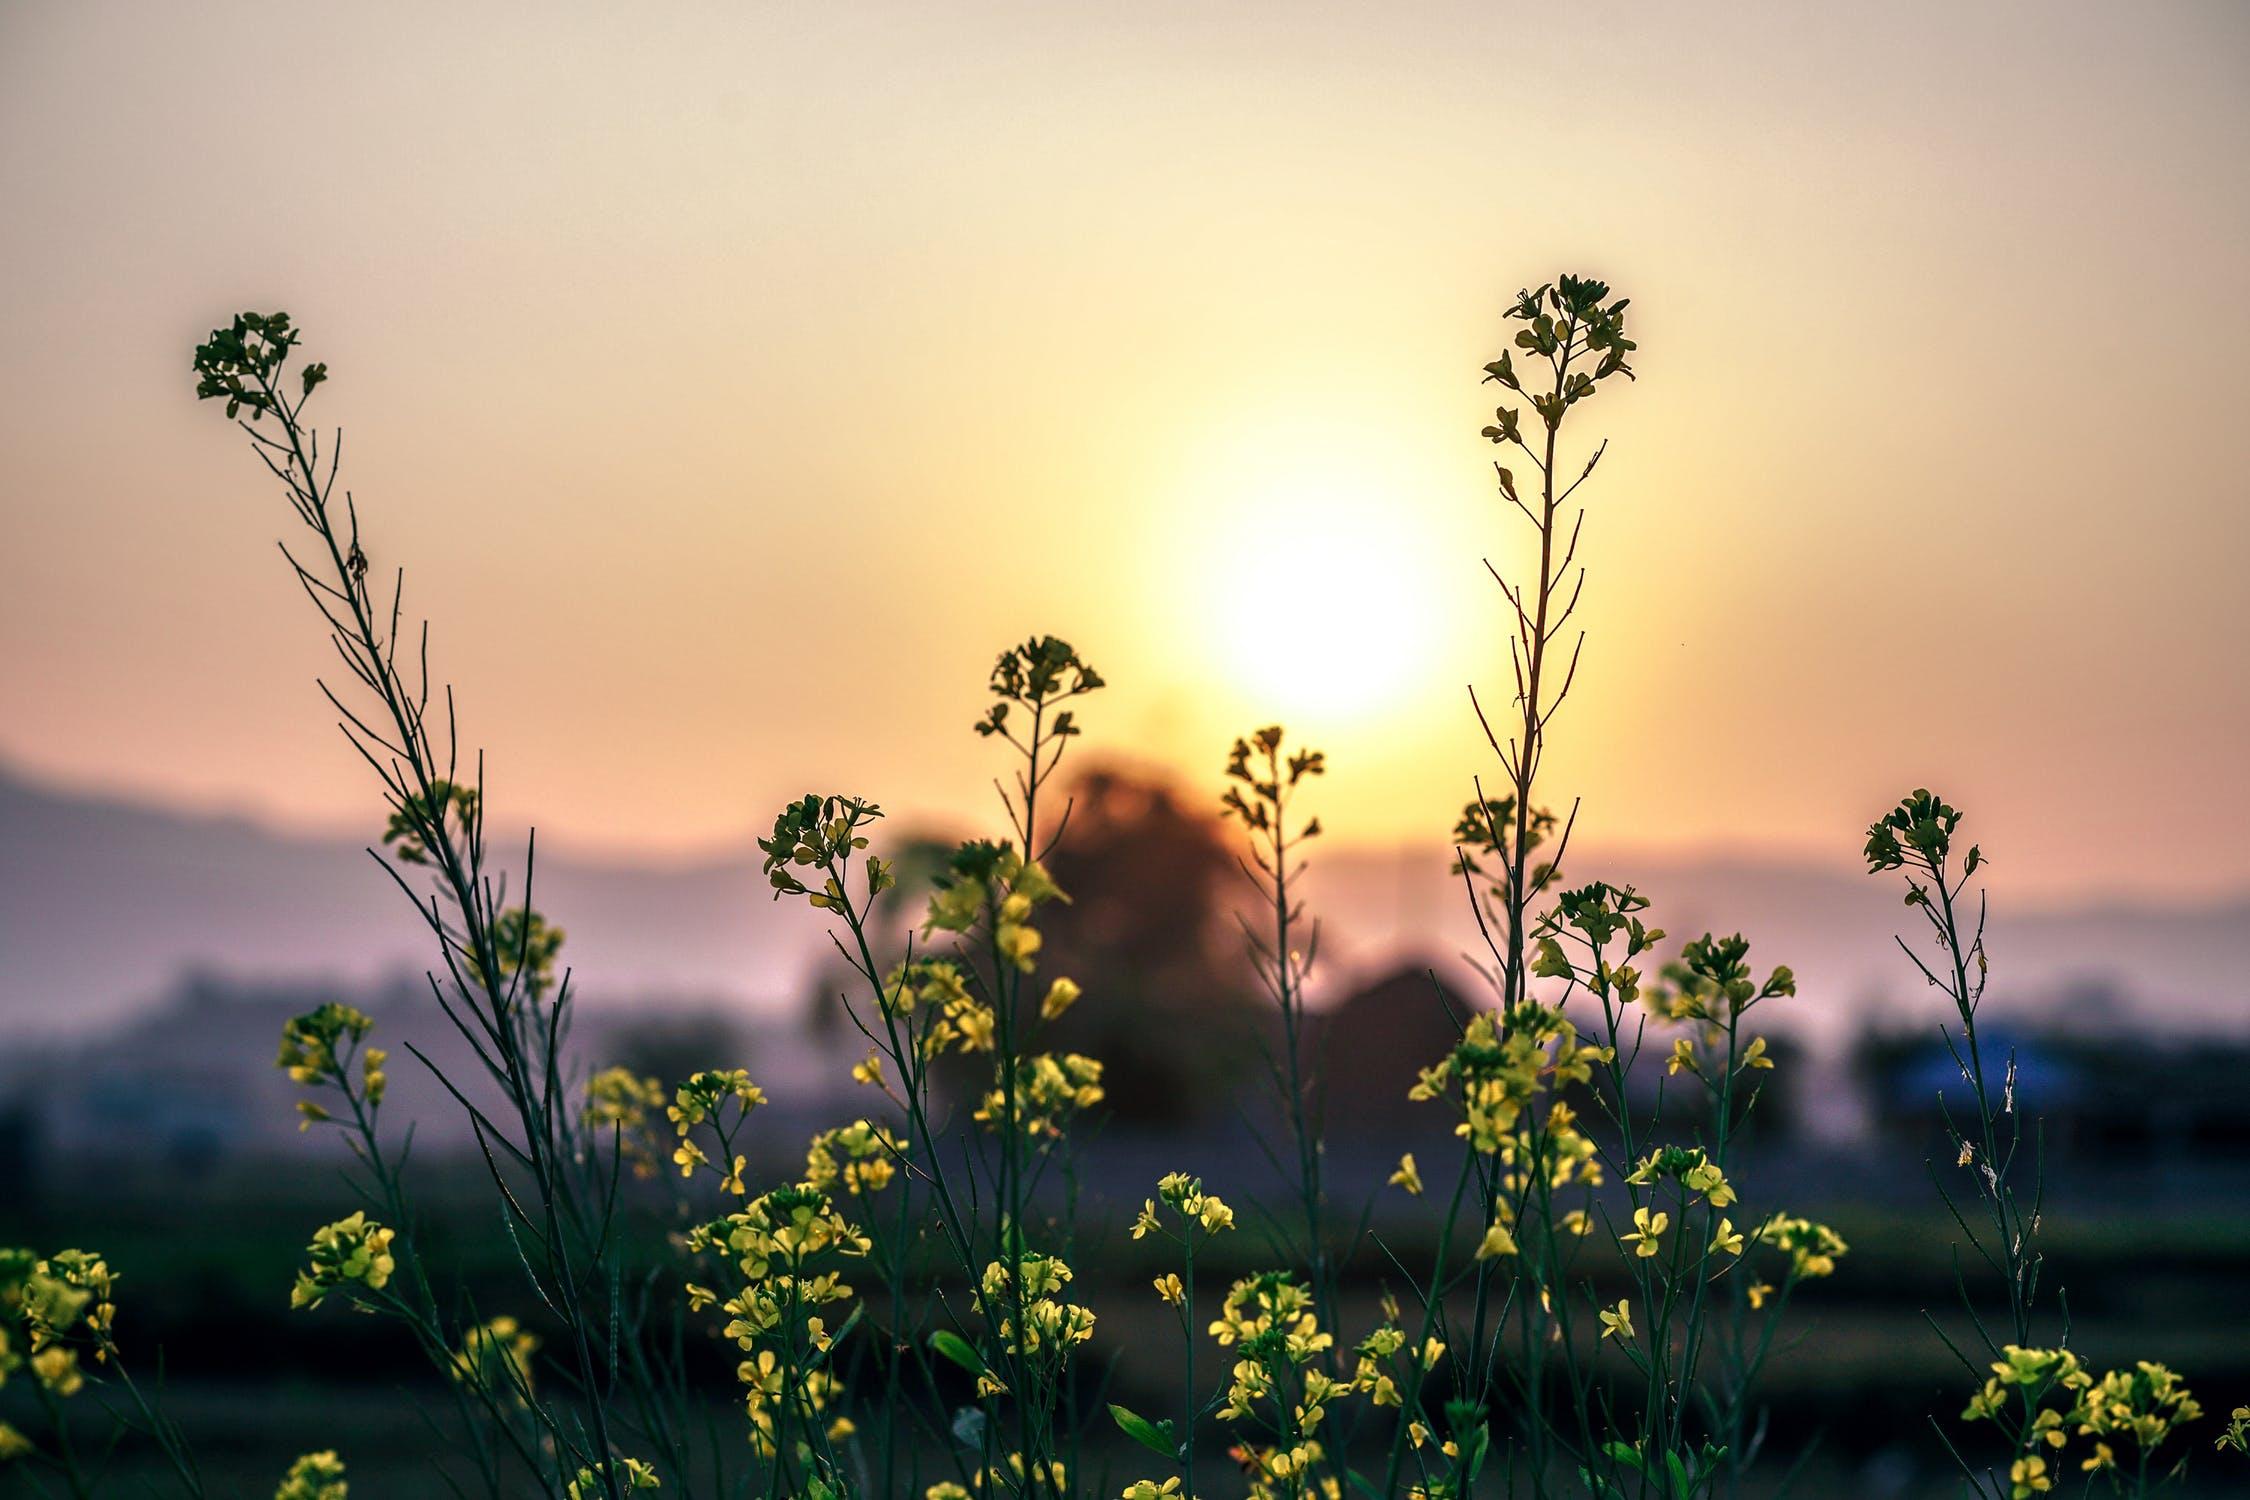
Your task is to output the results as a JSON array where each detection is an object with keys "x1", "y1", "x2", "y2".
[
  {"x1": 583, "y1": 1066, "x2": 666, "y2": 1176},
  {"x1": 758, "y1": 793, "x2": 887, "y2": 912},
  {"x1": 276, "y1": 1003, "x2": 373, "y2": 1085},
  {"x1": 491, "y1": 905, "x2": 565, "y2": 999},
  {"x1": 584, "y1": 1066, "x2": 663, "y2": 1131},
  {"x1": 275, "y1": 1003, "x2": 384, "y2": 1129},
  {"x1": 1, "y1": 1246, "x2": 121, "y2": 1403},
  {"x1": 1751, "y1": 1214, "x2": 1848, "y2": 1279},
  {"x1": 1207, "y1": 1270, "x2": 1356, "y2": 1480},
  {"x1": 289, "y1": 1213, "x2": 396, "y2": 1311},
  {"x1": 380, "y1": 779, "x2": 478, "y2": 867},
  {"x1": 803, "y1": 1120, "x2": 900, "y2": 1196},
  {"x1": 977, "y1": 1252, "x2": 1096, "y2": 1357},
  {"x1": 1131, "y1": 1173, "x2": 1237, "y2": 1243},
  {"x1": 274, "y1": 1450, "x2": 349, "y2": 1500},
  {"x1": 448, "y1": 1315, "x2": 540, "y2": 1400},
  {"x1": 923, "y1": 1453, "x2": 1069, "y2": 1498},
  {"x1": 923, "y1": 846, "x2": 1066, "y2": 950},
  {"x1": 974, "y1": 1053, "x2": 1105, "y2": 1142},
  {"x1": 566, "y1": 1456, "x2": 661, "y2": 1498},
  {"x1": 2074, "y1": 1360, "x2": 2202, "y2": 1462},
  {"x1": 666, "y1": 1069, "x2": 767, "y2": 1189},
  {"x1": 1968, "y1": 1352, "x2": 2205, "y2": 1481},
  {"x1": 1623, "y1": 1145, "x2": 1740, "y2": 1238},
  {"x1": 1120, "y1": 1479, "x2": 1185, "y2": 1499},
  {"x1": 1348, "y1": 1323, "x2": 1435, "y2": 1409},
  {"x1": 878, "y1": 958, "x2": 1000, "y2": 1056},
  {"x1": 1409, "y1": 1008, "x2": 1610, "y2": 1159},
  {"x1": 686, "y1": 1186, "x2": 868, "y2": 1454}
]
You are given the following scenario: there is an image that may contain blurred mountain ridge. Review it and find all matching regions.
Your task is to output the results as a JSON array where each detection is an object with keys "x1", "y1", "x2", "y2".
[{"x1": 4, "y1": 757, "x2": 2245, "y2": 1048}]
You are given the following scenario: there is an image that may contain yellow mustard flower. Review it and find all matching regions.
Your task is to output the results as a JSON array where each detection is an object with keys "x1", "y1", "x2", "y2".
[
  {"x1": 274, "y1": 1450, "x2": 349, "y2": 1500},
  {"x1": 1040, "y1": 977, "x2": 1083, "y2": 1021},
  {"x1": 1619, "y1": 1206, "x2": 1669, "y2": 1258}
]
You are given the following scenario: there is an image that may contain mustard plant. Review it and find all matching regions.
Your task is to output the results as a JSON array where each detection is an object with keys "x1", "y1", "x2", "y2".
[{"x1": 1867, "y1": 792, "x2": 2216, "y2": 1497}]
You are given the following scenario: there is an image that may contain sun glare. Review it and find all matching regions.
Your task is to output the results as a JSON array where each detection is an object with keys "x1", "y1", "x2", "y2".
[{"x1": 1198, "y1": 471, "x2": 1453, "y2": 727}]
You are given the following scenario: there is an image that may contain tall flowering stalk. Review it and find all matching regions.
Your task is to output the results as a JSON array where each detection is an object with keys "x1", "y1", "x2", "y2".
[
  {"x1": 193, "y1": 313, "x2": 707, "y2": 1499},
  {"x1": 1365, "y1": 278, "x2": 1845, "y2": 1500},
  {"x1": 1867, "y1": 793, "x2": 2210, "y2": 1497}
]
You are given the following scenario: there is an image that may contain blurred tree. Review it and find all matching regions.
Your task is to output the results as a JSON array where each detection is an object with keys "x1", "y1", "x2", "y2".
[{"x1": 1030, "y1": 762, "x2": 1262, "y2": 1124}]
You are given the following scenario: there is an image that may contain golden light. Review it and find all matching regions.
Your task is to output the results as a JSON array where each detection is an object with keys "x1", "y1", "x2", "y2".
[{"x1": 1186, "y1": 449, "x2": 1459, "y2": 729}]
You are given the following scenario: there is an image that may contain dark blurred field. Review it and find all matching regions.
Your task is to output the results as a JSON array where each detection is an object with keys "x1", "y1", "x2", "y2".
[{"x1": 10, "y1": 1155, "x2": 2246, "y2": 1499}]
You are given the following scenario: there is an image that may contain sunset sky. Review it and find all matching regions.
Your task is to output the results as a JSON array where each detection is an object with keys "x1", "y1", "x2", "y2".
[{"x1": 3, "y1": 1, "x2": 2246, "y2": 900}]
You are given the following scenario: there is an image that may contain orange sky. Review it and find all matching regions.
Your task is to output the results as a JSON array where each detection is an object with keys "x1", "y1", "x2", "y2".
[{"x1": 2, "y1": 1, "x2": 2247, "y2": 899}]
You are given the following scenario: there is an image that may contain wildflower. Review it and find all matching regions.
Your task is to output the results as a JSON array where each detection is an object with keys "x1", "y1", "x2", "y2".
[
  {"x1": 1667, "y1": 1038, "x2": 1696, "y2": 1076},
  {"x1": 803, "y1": 1120, "x2": 898, "y2": 1196},
  {"x1": 978, "y1": 1251, "x2": 1096, "y2": 1356},
  {"x1": 1598, "y1": 1300, "x2": 1635, "y2": 1341},
  {"x1": 2218, "y1": 1405, "x2": 2250, "y2": 1453},
  {"x1": 0, "y1": 1423, "x2": 33, "y2": 1462},
  {"x1": 758, "y1": 793, "x2": 883, "y2": 906},
  {"x1": 491, "y1": 906, "x2": 564, "y2": 999},
  {"x1": 1474, "y1": 1223, "x2": 1519, "y2": 1260},
  {"x1": 290, "y1": 1213, "x2": 396, "y2": 1310},
  {"x1": 1153, "y1": 1273, "x2": 1184, "y2": 1305},
  {"x1": 1040, "y1": 977, "x2": 1082, "y2": 1020},
  {"x1": 1739, "y1": 1036, "x2": 1774, "y2": 1071},
  {"x1": 1619, "y1": 1206, "x2": 1669, "y2": 1258},
  {"x1": 1754, "y1": 1214, "x2": 1849, "y2": 1278},
  {"x1": 667, "y1": 1070, "x2": 766, "y2": 1132},
  {"x1": 32, "y1": 1345, "x2": 82, "y2": 1395},
  {"x1": 1710, "y1": 1218, "x2": 1744, "y2": 1256},
  {"x1": 2070, "y1": 1360, "x2": 2201, "y2": 1460},
  {"x1": 1389, "y1": 1153, "x2": 1423, "y2": 1196},
  {"x1": 2007, "y1": 1455, "x2": 2051, "y2": 1497},
  {"x1": 567, "y1": 1457, "x2": 660, "y2": 1498},
  {"x1": 2081, "y1": 1442, "x2": 2115, "y2": 1472},
  {"x1": 927, "y1": 1487, "x2": 973, "y2": 1500},
  {"x1": 584, "y1": 1067, "x2": 662, "y2": 1130},
  {"x1": 996, "y1": 919, "x2": 1043, "y2": 971},
  {"x1": 450, "y1": 1316, "x2": 540, "y2": 1398},
  {"x1": 851, "y1": 1050, "x2": 884, "y2": 1087},
  {"x1": 974, "y1": 1053, "x2": 1104, "y2": 1140},
  {"x1": 1628, "y1": 1145, "x2": 1733, "y2": 1205},
  {"x1": 378, "y1": 779, "x2": 478, "y2": 866},
  {"x1": 1122, "y1": 1481, "x2": 1183, "y2": 1498},
  {"x1": 275, "y1": 1450, "x2": 349, "y2": 1500},
  {"x1": 1682, "y1": 1158, "x2": 1736, "y2": 1206},
  {"x1": 361, "y1": 1048, "x2": 387, "y2": 1106},
  {"x1": 275, "y1": 1003, "x2": 373, "y2": 1086},
  {"x1": 1746, "y1": 1281, "x2": 1774, "y2": 1310}
]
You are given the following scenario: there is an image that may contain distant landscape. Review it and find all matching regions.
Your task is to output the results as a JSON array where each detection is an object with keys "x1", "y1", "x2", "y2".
[{"x1": 8, "y1": 755, "x2": 2244, "y2": 1057}]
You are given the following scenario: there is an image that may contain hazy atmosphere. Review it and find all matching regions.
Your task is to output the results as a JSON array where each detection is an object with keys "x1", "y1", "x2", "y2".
[
  {"x1": 5, "y1": 1, "x2": 2247, "y2": 895},
  {"x1": 3, "y1": 6, "x2": 2247, "y2": 1500}
]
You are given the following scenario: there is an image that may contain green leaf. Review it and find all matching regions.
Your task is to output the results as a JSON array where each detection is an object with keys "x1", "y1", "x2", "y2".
[
  {"x1": 1665, "y1": 1451, "x2": 1693, "y2": 1497},
  {"x1": 1108, "y1": 1403, "x2": 1177, "y2": 1460},
  {"x1": 929, "y1": 1329, "x2": 985, "y2": 1375}
]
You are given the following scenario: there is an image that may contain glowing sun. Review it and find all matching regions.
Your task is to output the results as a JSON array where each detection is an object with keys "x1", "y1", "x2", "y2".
[{"x1": 1199, "y1": 475, "x2": 1454, "y2": 727}]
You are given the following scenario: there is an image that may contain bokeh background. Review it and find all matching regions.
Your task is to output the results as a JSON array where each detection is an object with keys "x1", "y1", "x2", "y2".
[{"x1": 3, "y1": 2, "x2": 2247, "y2": 1494}]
